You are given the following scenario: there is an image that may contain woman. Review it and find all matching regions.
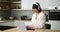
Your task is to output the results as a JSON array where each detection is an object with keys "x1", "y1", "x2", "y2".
[{"x1": 26, "y1": 2, "x2": 46, "y2": 30}]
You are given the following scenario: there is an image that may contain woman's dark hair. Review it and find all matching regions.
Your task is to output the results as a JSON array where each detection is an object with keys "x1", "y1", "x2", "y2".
[{"x1": 32, "y1": 3, "x2": 42, "y2": 12}]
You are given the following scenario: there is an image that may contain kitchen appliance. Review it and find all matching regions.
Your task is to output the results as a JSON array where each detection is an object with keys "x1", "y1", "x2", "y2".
[
  {"x1": 21, "y1": 16, "x2": 27, "y2": 20},
  {"x1": 49, "y1": 9, "x2": 60, "y2": 20}
]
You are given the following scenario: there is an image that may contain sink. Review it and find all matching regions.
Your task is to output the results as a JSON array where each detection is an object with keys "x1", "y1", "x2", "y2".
[{"x1": 0, "y1": 25, "x2": 16, "y2": 31}]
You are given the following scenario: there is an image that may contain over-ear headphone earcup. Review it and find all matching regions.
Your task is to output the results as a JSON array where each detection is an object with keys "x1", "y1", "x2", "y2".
[
  {"x1": 38, "y1": 6, "x2": 40, "y2": 10},
  {"x1": 34, "y1": 2, "x2": 40, "y2": 10},
  {"x1": 36, "y1": 2, "x2": 40, "y2": 10}
]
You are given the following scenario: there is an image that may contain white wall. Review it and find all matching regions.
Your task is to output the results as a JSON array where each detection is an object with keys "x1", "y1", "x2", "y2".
[{"x1": 22, "y1": 0, "x2": 60, "y2": 9}]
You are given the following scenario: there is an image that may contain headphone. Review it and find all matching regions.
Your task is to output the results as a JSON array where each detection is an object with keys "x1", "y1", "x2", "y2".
[{"x1": 34, "y1": 2, "x2": 40, "y2": 10}]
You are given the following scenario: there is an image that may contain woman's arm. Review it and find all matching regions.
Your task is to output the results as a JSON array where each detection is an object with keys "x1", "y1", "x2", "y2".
[
  {"x1": 27, "y1": 14, "x2": 35, "y2": 26},
  {"x1": 39, "y1": 14, "x2": 46, "y2": 28}
]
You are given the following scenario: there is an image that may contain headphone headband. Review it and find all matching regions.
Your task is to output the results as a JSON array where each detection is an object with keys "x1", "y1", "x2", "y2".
[
  {"x1": 36, "y1": 2, "x2": 40, "y2": 7},
  {"x1": 35, "y1": 2, "x2": 40, "y2": 10},
  {"x1": 34, "y1": 2, "x2": 40, "y2": 6}
]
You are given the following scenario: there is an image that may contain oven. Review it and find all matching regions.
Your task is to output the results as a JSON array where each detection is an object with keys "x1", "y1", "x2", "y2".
[{"x1": 49, "y1": 9, "x2": 60, "y2": 20}]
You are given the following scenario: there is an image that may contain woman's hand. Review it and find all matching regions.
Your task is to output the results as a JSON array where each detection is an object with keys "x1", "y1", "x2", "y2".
[{"x1": 26, "y1": 25, "x2": 35, "y2": 31}]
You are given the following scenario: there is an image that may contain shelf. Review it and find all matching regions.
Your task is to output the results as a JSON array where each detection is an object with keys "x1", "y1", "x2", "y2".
[
  {"x1": 11, "y1": 1, "x2": 21, "y2": 3},
  {"x1": 0, "y1": 0, "x2": 21, "y2": 10},
  {"x1": 0, "y1": 1, "x2": 21, "y2": 3},
  {"x1": 0, "y1": 9, "x2": 11, "y2": 10},
  {"x1": 0, "y1": 1, "x2": 10, "y2": 3},
  {"x1": 11, "y1": 9, "x2": 21, "y2": 10}
]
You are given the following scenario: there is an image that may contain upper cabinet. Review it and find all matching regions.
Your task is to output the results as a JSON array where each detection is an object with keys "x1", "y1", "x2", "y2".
[
  {"x1": 10, "y1": 3, "x2": 21, "y2": 9},
  {"x1": 0, "y1": 0, "x2": 21, "y2": 2},
  {"x1": 0, "y1": 2, "x2": 10, "y2": 10},
  {"x1": 0, "y1": 0, "x2": 21, "y2": 10}
]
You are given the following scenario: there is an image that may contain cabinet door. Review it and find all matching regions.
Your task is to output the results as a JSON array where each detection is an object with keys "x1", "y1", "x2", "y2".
[
  {"x1": 49, "y1": 20, "x2": 60, "y2": 30},
  {"x1": 0, "y1": 21, "x2": 15, "y2": 26}
]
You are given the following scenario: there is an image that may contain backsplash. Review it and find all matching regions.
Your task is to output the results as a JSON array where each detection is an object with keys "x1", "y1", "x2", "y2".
[
  {"x1": 0, "y1": 10, "x2": 11, "y2": 20},
  {"x1": 11, "y1": 10, "x2": 33, "y2": 19},
  {"x1": 11, "y1": 10, "x2": 49, "y2": 20},
  {"x1": 0, "y1": 9, "x2": 49, "y2": 20}
]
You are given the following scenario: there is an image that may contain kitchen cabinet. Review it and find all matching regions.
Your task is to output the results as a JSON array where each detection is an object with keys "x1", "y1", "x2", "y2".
[
  {"x1": 0, "y1": 0, "x2": 21, "y2": 20},
  {"x1": 0, "y1": 20, "x2": 16, "y2": 26},
  {"x1": 49, "y1": 20, "x2": 60, "y2": 30},
  {"x1": 10, "y1": 3, "x2": 21, "y2": 9},
  {"x1": 0, "y1": 0, "x2": 21, "y2": 10},
  {"x1": 14, "y1": 20, "x2": 60, "y2": 30},
  {"x1": 0, "y1": 2, "x2": 10, "y2": 10},
  {"x1": 0, "y1": 20, "x2": 60, "y2": 30}
]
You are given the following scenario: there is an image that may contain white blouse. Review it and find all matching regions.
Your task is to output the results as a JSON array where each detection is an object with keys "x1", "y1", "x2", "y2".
[{"x1": 27, "y1": 12, "x2": 46, "y2": 28}]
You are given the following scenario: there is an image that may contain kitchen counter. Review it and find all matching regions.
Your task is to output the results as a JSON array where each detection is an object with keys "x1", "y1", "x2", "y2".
[
  {"x1": 0, "y1": 28, "x2": 60, "y2": 32},
  {"x1": 0, "y1": 20, "x2": 60, "y2": 30},
  {"x1": 0, "y1": 20, "x2": 31, "y2": 27},
  {"x1": 0, "y1": 20, "x2": 49, "y2": 27}
]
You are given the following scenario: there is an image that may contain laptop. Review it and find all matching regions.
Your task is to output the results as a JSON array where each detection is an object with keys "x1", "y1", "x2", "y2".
[{"x1": 14, "y1": 20, "x2": 26, "y2": 30}]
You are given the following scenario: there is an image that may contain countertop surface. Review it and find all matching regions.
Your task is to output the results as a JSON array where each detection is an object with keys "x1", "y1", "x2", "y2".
[
  {"x1": 0, "y1": 20, "x2": 31, "y2": 22},
  {"x1": 0, "y1": 28, "x2": 60, "y2": 32},
  {"x1": 0, "y1": 20, "x2": 30, "y2": 23}
]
